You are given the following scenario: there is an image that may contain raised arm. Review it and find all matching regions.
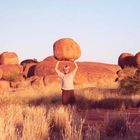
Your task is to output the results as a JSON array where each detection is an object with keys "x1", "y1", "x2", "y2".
[
  {"x1": 73, "y1": 61, "x2": 78, "y2": 73},
  {"x1": 55, "y1": 61, "x2": 60, "y2": 74},
  {"x1": 55, "y1": 61, "x2": 64, "y2": 77}
]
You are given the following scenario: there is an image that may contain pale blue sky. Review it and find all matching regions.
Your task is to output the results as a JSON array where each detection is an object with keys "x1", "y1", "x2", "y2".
[{"x1": 0, "y1": 0, "x2": 140, "y2": 64}]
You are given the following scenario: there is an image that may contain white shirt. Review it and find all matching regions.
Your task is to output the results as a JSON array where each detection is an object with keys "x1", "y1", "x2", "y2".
[{"x1": 57, "y1": 70, "x2": 76, "y2": 90}]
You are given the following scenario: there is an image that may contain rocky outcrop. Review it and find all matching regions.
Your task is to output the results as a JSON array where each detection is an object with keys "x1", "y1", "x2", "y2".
[
  {"x1": 135, "y1": 52, "x2": 140, "y2": 68},
  {"x1": 43, "y1": 56, "x2": 57, "y2": 62},
  {"x1": 35, "y1": 60, "x2": 120, "y2": 90},
  {"x1": 0, "y1": 64, "x2": 23, "y2": 81},
  {"x1": 118, "y1": 53, "x2": 135, "y2": 69},
  {"x1": 118, "y1": 52, "x2": 140, "y2": 69},
  {"x1": 22, "y1": 63, "x2": 36, "y2": 78}
]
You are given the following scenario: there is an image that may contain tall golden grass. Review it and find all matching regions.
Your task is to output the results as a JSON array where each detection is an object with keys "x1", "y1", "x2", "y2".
[{"x1": 0, "y1": 105, "x2": 98, "y2": 140}]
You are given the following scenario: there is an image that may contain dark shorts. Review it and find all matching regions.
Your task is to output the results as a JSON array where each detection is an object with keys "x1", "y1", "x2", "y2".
[{"x1": 62, "y1": 89, "x2": 76, "y2": 105}]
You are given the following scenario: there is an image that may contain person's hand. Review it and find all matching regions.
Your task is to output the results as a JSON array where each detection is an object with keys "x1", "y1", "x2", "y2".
[{"x1": 56, "y1": 60, "x2": 60, "y2": 63}]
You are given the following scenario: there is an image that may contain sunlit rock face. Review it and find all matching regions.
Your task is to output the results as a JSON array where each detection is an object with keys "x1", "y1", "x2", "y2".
[
  {"x1": 0, "y1": 52, "x2": 19, "y2": 65},
  {"x1": 53, "y1": 38, "x2": 81, "y2": 61}
]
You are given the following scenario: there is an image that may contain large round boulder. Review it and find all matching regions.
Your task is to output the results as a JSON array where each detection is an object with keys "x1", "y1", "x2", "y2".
[
  {"x1": 53, "y1": 38, "x2": 81, "y2": 61},
  {"x1": 118, "y1": 53, "x2": 135, "y2": 68},
  {"x1": 0, "y1": 52, "x2": 19, "y2": 65},
  {"x1": 0, "y1": 64, "x2": 23, "y2": 81}
]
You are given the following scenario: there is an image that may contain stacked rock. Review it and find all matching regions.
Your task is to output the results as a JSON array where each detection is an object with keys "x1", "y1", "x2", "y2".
[{"x1": 53, "y1": 38, "x2": 81, "y2": 61}]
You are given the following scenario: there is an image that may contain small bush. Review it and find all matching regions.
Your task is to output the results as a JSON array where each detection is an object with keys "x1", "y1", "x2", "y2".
[{"x1": 119, "y1": 68, "x2": 140, "y2": 95}]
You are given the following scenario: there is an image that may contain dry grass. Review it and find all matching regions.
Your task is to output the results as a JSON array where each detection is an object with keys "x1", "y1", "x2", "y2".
[
  {"x1": 0, "y1": 105, "x2": 49, "y2": 140},
  {"x1": 103, "y1": 110, "x2": 140, "y2": 140},
  {"x1": 105, "y1": 111, "x2": 129, "y2": 137},
  {"x1": 0, "y1": 73, "x2": 139, "y2": 140},
  {"x1": 48, "y1": 106, "x2": 87, "y2": 140},
  {"x1": 0, "y1": 85, "x2": 139, "y2": 109},
  {"x1": 0, "y1": 104, "x2": 99, "y2": 140},
  {"x1": 75, "y1": 87, "x2": 140, "y2": 109}
]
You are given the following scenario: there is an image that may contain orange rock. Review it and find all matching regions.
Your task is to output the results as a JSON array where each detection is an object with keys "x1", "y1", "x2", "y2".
[
  {"x1": 35, "y1": 59, "x2": 79, "y2": 76},
  {"x1": 35, "y1": 61, "x2": 119, "y2": 89},
  {"x1": 43, "y1": 75, "x2": 61, "y2": 93},
  {"x1": 35, "y1": 60, "x2": 57, "y2": 76},
  {"x1": 74, "y1": 62, "x2": 119, "y2": 89},
  {"x1": 0, "y1": 64, "x2": 23, "y2": 81},
  {"x1": 118, "y1": 53, "x2": 135, "y2": 68},
  {"x1": 53, "y1": 38, "x2": 81, "y2": 61},
  {"x1": 0, "y1": 52, "x2": 19, "y2": 65},
  {"x1": 43, "y1": 56, "x2": 57, "y2": 62},
  {"x1": 135, "y1": 52, "x2": 140, "y2": 68},
  {"x1": 0, "y1": 68, "x2": 3, "y2": 79},
  {"x1": 29, "y1": 76, "x2": 45, "y2": 89},
  {"x1": 22, "y1": 63, "x2": 36, "y2": 78}
]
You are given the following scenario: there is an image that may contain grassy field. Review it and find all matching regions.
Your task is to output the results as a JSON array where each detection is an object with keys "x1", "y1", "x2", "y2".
[
  {"x1": 0, "y1": 85, "x2": 140, "y2": 140},
  {"x1": 0, "y1": 67, "x2": 139, "y2": 140}
]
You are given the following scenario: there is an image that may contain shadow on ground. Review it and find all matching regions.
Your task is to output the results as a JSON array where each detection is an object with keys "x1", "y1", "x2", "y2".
[
  {"x1": 27, "y1": 94, "x2": 62, "y2": 106},
  {"x1": 75, "y1": 96, "x2": 138, "y2": 110},
  {"x1": 27, "y1": 95, "x2": 140, "y2": 110}
]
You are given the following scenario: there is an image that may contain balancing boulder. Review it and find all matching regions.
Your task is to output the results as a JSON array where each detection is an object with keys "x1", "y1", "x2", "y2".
[
  {"x1": 53, "y1": 38, "x2": 81, "y2": 61},
  {"x1": 0, "y1": 52, "x2": 19, "y2": 65}
]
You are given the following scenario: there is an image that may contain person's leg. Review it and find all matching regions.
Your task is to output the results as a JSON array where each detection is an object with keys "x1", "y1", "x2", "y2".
[
  {"x1": 62, "y1": 90, "x2": 69, "y2": 105},
  {"x1": 69, "y1": 90, "x2": 76, "y2": 105},
  {"x1": 62, "y1": 90, "x2": 76, "y2": 105}
]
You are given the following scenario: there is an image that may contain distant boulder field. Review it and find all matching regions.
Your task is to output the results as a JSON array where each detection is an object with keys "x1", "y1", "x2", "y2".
[{"x1": 0, "y1": 40, "x2": 139, "y2": 92}]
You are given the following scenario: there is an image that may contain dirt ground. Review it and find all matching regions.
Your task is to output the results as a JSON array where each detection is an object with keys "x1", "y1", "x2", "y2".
[{"x1": 78, "y1": 108, "x2": 140, "y2": 140}]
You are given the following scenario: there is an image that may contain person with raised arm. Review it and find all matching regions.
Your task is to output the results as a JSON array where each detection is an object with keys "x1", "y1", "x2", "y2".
[{"x1": 55, "y1": 61, "x2": 78, "y2": 105}]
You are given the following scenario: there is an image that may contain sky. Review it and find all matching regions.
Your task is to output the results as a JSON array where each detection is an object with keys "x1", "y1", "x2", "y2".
[{"x1": 0, "y1": 0, "x2": 140, "y2": 64}]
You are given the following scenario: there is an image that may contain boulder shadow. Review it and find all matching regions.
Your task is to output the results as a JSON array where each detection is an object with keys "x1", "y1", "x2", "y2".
[
  {"x1": 76, "y1": 96, "x2": 138, "y2": 110},
  {"x1": 27, "y1": 95, "x2": 62, "y2": 106}
]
